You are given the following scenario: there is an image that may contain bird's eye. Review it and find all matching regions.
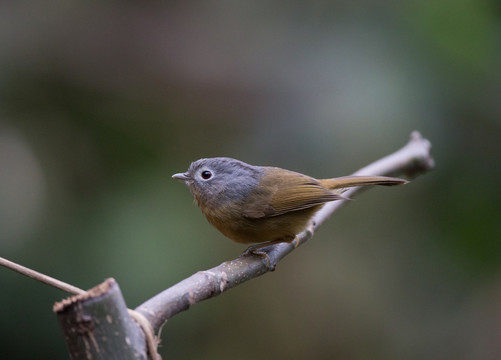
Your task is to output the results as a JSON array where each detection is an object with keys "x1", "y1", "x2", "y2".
[{"x1": 201, "y1": 170, "x2": 212, "y2": 180}]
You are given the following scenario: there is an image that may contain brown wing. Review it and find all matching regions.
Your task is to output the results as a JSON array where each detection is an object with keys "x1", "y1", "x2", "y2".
[{"x1": 242, "y1": 167, "x2": 344, "y2": 219}]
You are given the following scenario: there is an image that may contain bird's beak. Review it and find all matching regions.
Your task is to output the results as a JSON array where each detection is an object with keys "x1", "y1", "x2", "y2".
[{"x1": 172, "y1": 172, "x2": 190, "y2": 181}]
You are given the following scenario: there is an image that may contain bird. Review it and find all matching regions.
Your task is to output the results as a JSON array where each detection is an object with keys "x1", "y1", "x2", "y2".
[{"x1": 173, "y1": 157, "x2": 407, "y2": 247}]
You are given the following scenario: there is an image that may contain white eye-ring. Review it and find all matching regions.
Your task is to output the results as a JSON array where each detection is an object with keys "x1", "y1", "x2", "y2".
[{"x1": 200, "y1": 170, "x2": 213, "y2": 180}]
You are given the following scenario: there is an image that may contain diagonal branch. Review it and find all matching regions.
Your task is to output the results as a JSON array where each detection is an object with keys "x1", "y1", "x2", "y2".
[{"x1": 136, "y1": 131, "x2": 434, "y2": 333}]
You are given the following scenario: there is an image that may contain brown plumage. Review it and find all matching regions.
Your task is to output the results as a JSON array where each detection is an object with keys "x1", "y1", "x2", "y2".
[{"x1": 173, "y1": 158, "x2": 408, "y2": 245}]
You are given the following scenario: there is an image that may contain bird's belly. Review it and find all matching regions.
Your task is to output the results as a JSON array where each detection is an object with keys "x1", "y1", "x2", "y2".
[{"x1": 205, "y1": 206, "x2": 320, "y2": 244}]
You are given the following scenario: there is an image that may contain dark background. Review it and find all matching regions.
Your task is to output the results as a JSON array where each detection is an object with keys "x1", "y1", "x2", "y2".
[{"x1": 1, "y1": 1, "x2": 500, "y2": 359}]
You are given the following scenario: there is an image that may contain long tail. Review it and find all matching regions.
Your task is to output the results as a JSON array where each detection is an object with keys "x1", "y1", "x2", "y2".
[{"x1": 319, "y1": 176, "x2": 408, "y2": 190}]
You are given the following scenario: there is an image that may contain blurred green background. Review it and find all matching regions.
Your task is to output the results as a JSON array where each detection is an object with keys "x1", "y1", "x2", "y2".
[{"x1": 1, "y1": 1, "x2": 500, "y2": 359}]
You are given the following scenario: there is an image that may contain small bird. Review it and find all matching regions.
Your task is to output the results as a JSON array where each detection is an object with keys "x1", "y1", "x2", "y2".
[{"x1": 173, "y1": 157, "x2": 407, "y2": 246}]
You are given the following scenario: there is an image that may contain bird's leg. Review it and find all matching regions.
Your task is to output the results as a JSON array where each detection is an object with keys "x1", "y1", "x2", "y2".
[
  {"x1": 241, "y1": 239, "x2": 286, "y2": 254},
  {"x1": 241, "y1": 236, "x2": 296, "y2": 271}
]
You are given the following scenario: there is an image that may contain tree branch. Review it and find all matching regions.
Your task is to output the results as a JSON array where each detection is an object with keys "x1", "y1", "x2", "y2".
[{"x1": 135, "y1": 131, "x2": 434, "y2": 333}]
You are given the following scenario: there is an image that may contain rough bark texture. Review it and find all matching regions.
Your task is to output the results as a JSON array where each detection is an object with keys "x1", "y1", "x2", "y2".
[{"x1": 54, "y1": 278, "x2": 147, "y2": 360}]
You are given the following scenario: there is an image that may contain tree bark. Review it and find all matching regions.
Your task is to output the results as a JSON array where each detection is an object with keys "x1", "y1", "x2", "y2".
[{"x1": 54, "y1": 278, "x2": 147, "y2": 360}]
